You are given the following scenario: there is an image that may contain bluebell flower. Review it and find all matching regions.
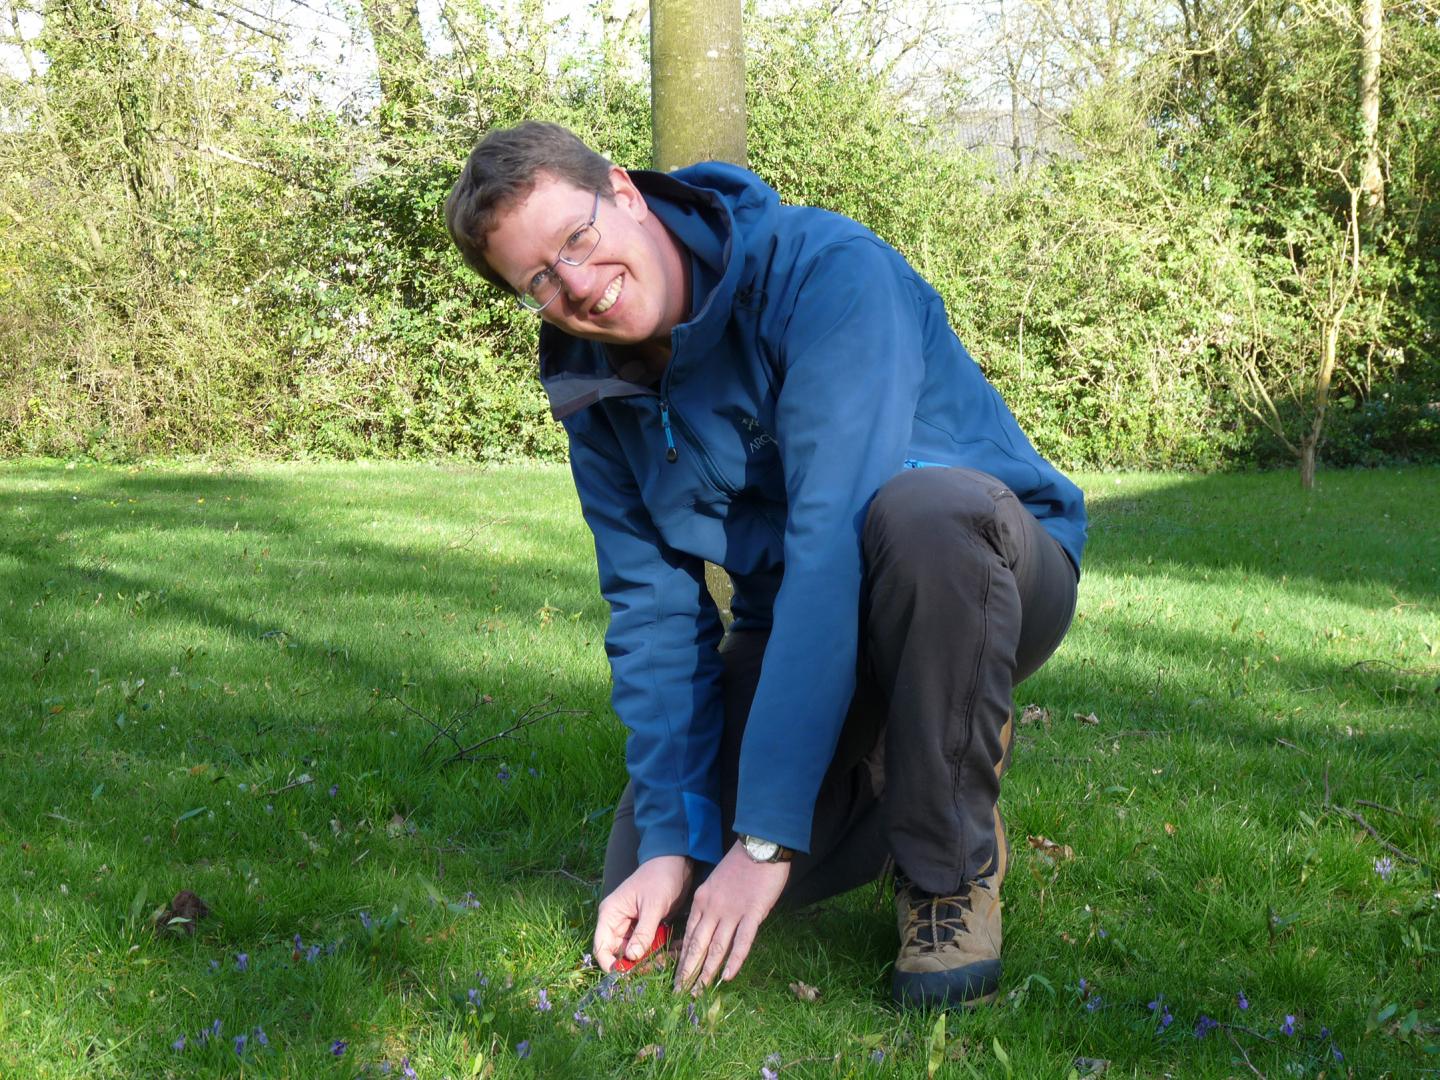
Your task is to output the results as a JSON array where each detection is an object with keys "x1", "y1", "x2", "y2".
[
  {"x1": 536, "y1": 989, "x2": 552, "y2": 1012},
  {"x1": 403, "y1": 1057, "x2": 418, "y2": 1077},
  {"x1": 687, "y1": 1002, "x2": 699, "y2": 1026},
  {"x1": 171, "y1": 1034, "x2": 186, "y2": 1052},
  {"x1": 306, "y1": 944, "x2": 322, "y2": 962},
  {"x1": 359, "y1": 911, "x2": 372, "y2": 932},
  {"x1": 254, "y1": 1026, "x2": 269, "y2": 1048},
  {"x1": 516, "y1": 1041, "x2": 531, "y2": 1059},
  {"x1": 574, "y1": 1009, "x2": 592, "y2": 1027},
  {"x1": 1331, "y1": 1045, "x2": 1344, "y2": 1062},
  {"x1": 761, "y1": 1069, "x2": 779, "y2": 1080},
  {"x1": 1374, "y1": 856, "x2": 1395, "y2": 881},
  {"x1": 1281, "y1": 1015, "x2": 1296, "y2": 1036},
  {"x1": 1084, "y1": 995, "x2": 1104, "y2": 1012},
  {"x1": 209, "y1": 959, "x2": 220, "y2": 972},
  {"x1": 497, "y1": 766, "x2": 512, "y2": 783},
  {"x1": 329, "y1": 784, "x2": 338, "y2": 798},
  {"x1": 1237, "y1": 991, "x2": 1249, "y2": 1011},
  {"x1": 331, "y1": 1039, "x2": 348, "y2": 1056},
  {"x1": 235, "y1": 952, "x2": 248, "y2": 972},
  {"x1": 870, "y1": 1048, "x2": 886, "y2": 1063},
  {"x1": 581, "y1": 953, "x2": 594, "y2": 970},
  {"x1": 468, "y1": 988, "x2": 481, "y2": 1006},
  {"x1": 1194, "y1": 1015, "x2": 1219, "y2": 1039},
  {"x1": 234, "y1": 1033, "x2": 248, "y2": 1056}
]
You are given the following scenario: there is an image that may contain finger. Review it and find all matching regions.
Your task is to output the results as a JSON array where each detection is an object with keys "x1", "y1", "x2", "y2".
[
  {"x1": 721, "y1": 917, "x2": 759, "y2": 982},
  {"x1": 675, "y1": 913, "x2": 716, "y2": 993},
  {"x1": 625, "y1": 896, "x2": 664, "y2": 963},
  {"x1": 593, "y1": 899, "x2": 635, "y2": 974},
  {"x1": 694, "y1": 921, "x2": 734, "y2": 992}
]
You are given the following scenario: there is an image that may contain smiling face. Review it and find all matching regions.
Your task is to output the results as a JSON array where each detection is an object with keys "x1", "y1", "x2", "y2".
[{"x1": 484, "y1": 166, "x2": 689, "y2": 353}]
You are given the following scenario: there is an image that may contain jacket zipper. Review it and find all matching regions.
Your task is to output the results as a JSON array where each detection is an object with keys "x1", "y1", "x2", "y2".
[{"x1": 659, "y1": 399, "x2": 678, "y2": 463}]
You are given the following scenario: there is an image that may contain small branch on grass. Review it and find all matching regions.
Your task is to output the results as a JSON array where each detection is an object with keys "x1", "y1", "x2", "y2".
[
  {"x1": 1225, "y1": 1026, "x2": 1267, "y2": 1078},
  {"x1": 1354, "y1": 798, "x2": 1402, "y2": 816},
  {"x1": 441, "y1": 702, "x2": 580, "y2": 767},
  {"x1": 1346, "y1": 659, "x2": 1436, "y2": 677},
  {"x1": 539, "y1": 867, "x2": 598, "y2": 889},
  {"x1": 1322, "y1": 761, "x2": 1423, "y2": 866},
  {"x1": 384, "y1": 691, "x2": 467, "y2": 756},
  {"x1": 264, "y1": 774, "x2": 314, "y2": 797},
  {"x1": 1275, "y1": 738, "x2": 1309, "y2": 753}
]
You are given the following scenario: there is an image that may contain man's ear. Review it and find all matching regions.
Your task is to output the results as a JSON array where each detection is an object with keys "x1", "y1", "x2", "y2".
[{"x1": 609, "y1": 165, "x2": 649, "y2": 223}]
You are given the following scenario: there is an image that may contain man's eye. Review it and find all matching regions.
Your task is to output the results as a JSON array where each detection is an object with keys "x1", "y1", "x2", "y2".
[
  {"x1": 564, "y1": 229, "x2": 588, "y2": 252},
  {"x1": 528, "y1": 269, "x2": 553, "y2": 293}
]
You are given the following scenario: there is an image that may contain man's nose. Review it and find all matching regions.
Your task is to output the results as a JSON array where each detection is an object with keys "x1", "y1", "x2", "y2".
[{"x1": 552, "y1": 260, "x2": 596, "y2": 301}]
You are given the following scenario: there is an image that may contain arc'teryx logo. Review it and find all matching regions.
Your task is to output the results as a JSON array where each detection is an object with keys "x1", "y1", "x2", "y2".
[{"x1": 739, "y1": 415, "x2": 775, "y2": 454}]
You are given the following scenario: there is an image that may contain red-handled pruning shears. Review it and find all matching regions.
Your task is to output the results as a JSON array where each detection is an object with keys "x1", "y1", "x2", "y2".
[{"x1": 577, "y1": 923, "x2": 671, "y2": 1011}]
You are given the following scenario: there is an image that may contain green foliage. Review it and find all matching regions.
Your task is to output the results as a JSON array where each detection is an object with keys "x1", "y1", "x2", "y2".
[{"x1": 0, "y1": 0, "x2": 1437, "y2": 469}]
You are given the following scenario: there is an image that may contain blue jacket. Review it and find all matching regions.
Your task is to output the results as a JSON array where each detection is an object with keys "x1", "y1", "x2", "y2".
[{"x1": 540, "y1": 163, "x2": 1086, "y2": 865}]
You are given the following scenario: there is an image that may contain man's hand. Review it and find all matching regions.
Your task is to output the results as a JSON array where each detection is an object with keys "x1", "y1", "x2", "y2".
[
  {"x1": 675, "y1": 840, "x2": 790, "y2": 994},
  {"x1": 594, "y1": 855, "x2": 693, "y2": 973}
]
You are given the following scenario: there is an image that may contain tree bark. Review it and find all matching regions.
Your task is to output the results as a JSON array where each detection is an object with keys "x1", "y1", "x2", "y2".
[
  {"x1": 649, "y1": 0, "x2": 746, "y2": 171},
  {"x1": 362, "y1": 0, "x2": 427, "y2": 130},
  {"x1": 1357, "y1": 0, "x2": 1384, "y2": 220}
]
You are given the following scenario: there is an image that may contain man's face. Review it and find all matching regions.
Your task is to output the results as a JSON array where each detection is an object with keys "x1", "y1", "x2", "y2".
[{"x1": 484, "y1": 166, "x2": 686, "y2": 349}]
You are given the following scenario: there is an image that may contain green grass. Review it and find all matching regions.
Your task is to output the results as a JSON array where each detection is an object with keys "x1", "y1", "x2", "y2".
[{"x1": 1, "y1": 460, "x2": 1436, "y2": 1078}]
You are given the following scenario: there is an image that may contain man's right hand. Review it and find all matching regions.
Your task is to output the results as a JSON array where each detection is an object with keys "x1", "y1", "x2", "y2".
[{"x1": 593, "y1": 855, "x2": 693, "y2": 973}]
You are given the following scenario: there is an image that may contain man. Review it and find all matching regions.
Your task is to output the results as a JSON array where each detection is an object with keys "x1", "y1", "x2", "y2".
[{"x1": 445, "y1": 121, "x2": 1085, "y2": 1008}]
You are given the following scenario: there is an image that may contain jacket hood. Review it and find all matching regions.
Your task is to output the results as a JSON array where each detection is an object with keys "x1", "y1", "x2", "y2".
[{"x1": 539, "y1": 163, "x2": 782, "y2": 419}]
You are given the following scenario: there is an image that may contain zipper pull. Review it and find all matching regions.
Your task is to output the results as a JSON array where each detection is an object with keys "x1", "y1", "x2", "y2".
[{"x1": 659, "y1": 400, "x2": 678, "y2": 463}]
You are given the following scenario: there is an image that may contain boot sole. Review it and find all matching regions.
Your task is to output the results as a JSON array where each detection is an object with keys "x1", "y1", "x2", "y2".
[{"x1": 891, "y1": 959, "x2": 1002, "y2": 1009}]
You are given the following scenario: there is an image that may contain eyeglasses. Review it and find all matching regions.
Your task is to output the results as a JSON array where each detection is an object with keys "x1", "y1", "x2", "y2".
[{"x1": 515, "y1": 191, "x2": 603, "y2": 312}]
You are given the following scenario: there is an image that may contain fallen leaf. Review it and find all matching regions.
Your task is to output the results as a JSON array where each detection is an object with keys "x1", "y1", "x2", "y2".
[
  {"x1": 1074, "y1": 1057, "x2": 1110, "y2": 1076},
  {"x1": 1163, "y1": 822, "x2": 1177, "y2": 836},
  {"x1": 1074, "y1": 712, "x2": 1100, "y2": 726},
  {"x1": 1019, "y1": 704, "x2": 1050, "y2": 726},
  {"x1": 1027, "y1": 835, "x2": 1075, "y2": 860},
  {"x1": 788, "y1": 980, "x2": 821, "y2": 1002},
  {"x1": 634, "y1": 1044, "x2": 665, "y2": 1062},
  {"x1": 153, "y1": 889, "x2": 210, "y2": 937}
]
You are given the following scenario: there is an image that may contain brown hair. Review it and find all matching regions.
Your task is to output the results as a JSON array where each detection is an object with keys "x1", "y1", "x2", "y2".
[{"x1": 445, "y1": 121, "x2": 615, "y2": 291}]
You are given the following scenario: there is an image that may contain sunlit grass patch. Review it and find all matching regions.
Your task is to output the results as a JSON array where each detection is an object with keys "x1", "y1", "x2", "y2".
[{"x1": 0, "y1": 460, "x2": 1436, "y2": 1077}]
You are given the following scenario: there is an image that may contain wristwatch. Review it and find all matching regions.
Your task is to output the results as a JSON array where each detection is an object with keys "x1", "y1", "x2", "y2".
[{"x1": 740, "y1": 834, "x2": 795, "y2": 864}]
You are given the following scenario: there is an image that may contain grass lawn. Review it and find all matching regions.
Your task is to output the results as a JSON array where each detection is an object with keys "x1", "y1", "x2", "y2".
[{"x1": 0, "y1": 459, "x2": 1436, "y2": 1078}]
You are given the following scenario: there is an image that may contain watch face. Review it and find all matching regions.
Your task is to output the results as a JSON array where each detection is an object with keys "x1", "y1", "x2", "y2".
[{"x1": 745, "y1": 836, "x2": 780, "y2": 862}]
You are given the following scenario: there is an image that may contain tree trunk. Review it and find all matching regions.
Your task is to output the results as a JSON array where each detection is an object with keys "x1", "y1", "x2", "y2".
[
  {"x1": 649, "y1": 0, "x2": 746, "y2": 171},
  {"x1": 362, "y1": 0, "x2": 427, "y2": 131},
  {"x1": 1357, "y1": 0, "x2": 1384, "y2": 220}
]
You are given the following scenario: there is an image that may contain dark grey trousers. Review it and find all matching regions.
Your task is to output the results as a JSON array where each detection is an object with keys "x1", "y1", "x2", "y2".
[{"x1": 601, "y1": 467, "x2": 1079, "y2": 903}]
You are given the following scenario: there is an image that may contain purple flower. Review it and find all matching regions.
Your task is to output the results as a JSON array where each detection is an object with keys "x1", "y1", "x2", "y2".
[
  {"x1": 762, "y1": 1069, "x2": 779, "y2": 1080},
  {"x1": 870, "y1": 1048, "x2": 886, "y2": 1063},
  {"x1": 331, "y1": 1039, "x2": 347, "y2": 1056},
  {"x1": 687, "y1": 1001, "x2": 700, "y2": 1026},
  {"x1": 528, "y1": 767, "x2": 539, "y2": 778},
  {"x1": 516, "y1": 1041, "x2": 531, "y2": 1059},
  {"x1": 1331, "y1": 1044, "x2": 1344, "y2": 1062},
  {"x1": 1194, "y1": 1015, "x2": 1219, "y2": 1039},
  {"x1": 1237, "y1": 991, "x2": 1249, "y2": 1011},
  {"x1": 765, "y1": 1053, "x2": 782, "y2": 1066},
  {"x1": 293, "y1": 933, "x2": 303, "y2": 952},
  {"x1": 171, "y1": 1034, "x2": 186, "y2": 1052},
  {"x1": 1084, "y1": 995, "x2": 1104, "y2": 1012},
  {"x1": 573, "y1": 1009, "x2": 592, "y2": 1027},
  {"x1": 209, "y1": 959, "x2": 220, "y2": 972},
  {"x1": 1374, "y1": 856, "x2": 1395, "y2": 881},
  {"x1": 581, "y1": 953, "x2": 594, "y2": 970},
  {"x1": 254, "y1": 1026, "x2": 269, "y2": 1047},
  {"x1": 1281, "y1": 1015, "x2": 1296, "y2": 1037},
  {"x1": 536, "y1": 988, "x2": 552, "y2": 1012},
  {"x1": 235, "y1": 952, "x2": 249, "y2": 972},
  {"x1": 328, "y1": 784, "x2": 338, "y2": 798},
  {"x1": 359, "y1": 911, "x2": 373, "y2": 932},
  {"x1": 1097, "y1": 928, "x2": 1108, "y2": 939},
  {"x1": 306, "y1": 944, "x2": 322, "y2": 962},
  {"x1": 402, "y1": 1056, "x2": 418, "y2": 1077},
  {"x1": 234, "y1": 1033, "x2": 248, "y2": 1056},
  {"x1": 467, "y1": 988, "x2": 481, "y2": 1006},
  {"x1": 497, "y1": 766, "x2": 512, "y2": 783},
  {"x1": 1078, "y1": 977, "x2": 1087, "y2": 993}
]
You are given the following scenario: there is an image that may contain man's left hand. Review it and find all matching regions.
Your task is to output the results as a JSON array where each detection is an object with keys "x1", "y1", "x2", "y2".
[{"x1": 674, "y1": 840, "x2": 790, "y2": 993}]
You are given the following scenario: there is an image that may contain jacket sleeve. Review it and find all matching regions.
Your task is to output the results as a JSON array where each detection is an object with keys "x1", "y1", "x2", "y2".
[
  {"x1": 566, "y1": 409, "x2": 727, "y2": 867},
  {"x1": 731, "y1": 237, "x2": 927, "y2": 852}
]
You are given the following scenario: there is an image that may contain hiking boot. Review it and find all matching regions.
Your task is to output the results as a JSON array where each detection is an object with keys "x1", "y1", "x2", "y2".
[{"x1": 891, "y1": 806, "x2": 1009, "y2": 1009}]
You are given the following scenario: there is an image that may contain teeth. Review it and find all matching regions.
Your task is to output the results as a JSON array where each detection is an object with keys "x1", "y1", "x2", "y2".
[{"x1": 593, "y1": 275, "x2": 623, "y2": 314}]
